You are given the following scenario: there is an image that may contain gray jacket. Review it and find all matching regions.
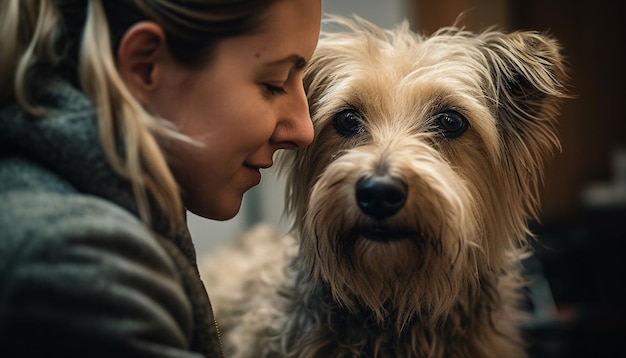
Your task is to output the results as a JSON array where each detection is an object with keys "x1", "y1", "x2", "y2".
[{"x1": 0, "y1": 79, "x2": 223, "y2": 357}]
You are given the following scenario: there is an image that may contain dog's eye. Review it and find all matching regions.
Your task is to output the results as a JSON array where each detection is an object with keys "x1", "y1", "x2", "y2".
[
  {"x1": 434, "y1": 110, "x2": 469, "y2": 138},
  {"x1": 333, "y1": 109, "x2": 364, "y2": 137}
]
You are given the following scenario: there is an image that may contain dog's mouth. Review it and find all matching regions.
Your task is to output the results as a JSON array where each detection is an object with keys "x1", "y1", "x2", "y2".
[{"x1": 358, "y1": 225, "x2": 418, "y2": 242}]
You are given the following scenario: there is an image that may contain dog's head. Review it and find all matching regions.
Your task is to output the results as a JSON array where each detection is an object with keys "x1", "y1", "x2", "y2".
[{"x1": 279, "y1": 16, "x2": 569, "y2": 327}]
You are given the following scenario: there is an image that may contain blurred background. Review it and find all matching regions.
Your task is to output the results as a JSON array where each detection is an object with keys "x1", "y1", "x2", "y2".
[{"x1": 190, "y1": 1, "x2": 625, "y2": 357}]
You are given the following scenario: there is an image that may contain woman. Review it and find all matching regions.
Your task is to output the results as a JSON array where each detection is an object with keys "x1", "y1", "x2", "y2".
[{"x1": 0, "y1": 0, "x2": 321, "y2": 356}]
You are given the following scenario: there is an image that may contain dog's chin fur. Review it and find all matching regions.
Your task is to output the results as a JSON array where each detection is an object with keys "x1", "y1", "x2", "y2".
[{"x1": 201, "y1": 15, "x2": 570, "y2": 358}]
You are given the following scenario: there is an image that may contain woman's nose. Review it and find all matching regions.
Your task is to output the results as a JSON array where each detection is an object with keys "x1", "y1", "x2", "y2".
[{"x1": 273, "y1": 83, "x2": 314, "y2": 150}]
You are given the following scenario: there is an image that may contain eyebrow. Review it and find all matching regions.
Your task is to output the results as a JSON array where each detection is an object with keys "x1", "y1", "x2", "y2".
[{"x1": 265, "y1": 54, "x2": 307, "y2": 69}]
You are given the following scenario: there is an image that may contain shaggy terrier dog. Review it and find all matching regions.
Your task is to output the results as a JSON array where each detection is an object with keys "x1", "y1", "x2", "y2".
[{"x1": 201, "y1": 16, "x2": 569, "y2": 358}]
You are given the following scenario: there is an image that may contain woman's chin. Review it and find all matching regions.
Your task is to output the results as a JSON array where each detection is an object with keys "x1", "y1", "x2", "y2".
[
  {"x1": 187, "y1": 199, "x2": 242, "y2": 222},
  {"x1": 211, "y1": 211, "x2": 239, "y2": 221}
]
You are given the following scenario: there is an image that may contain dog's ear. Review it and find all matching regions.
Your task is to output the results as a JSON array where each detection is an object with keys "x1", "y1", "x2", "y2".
[
  {"x1": 481, "y1": 31, "x2": 571, "y2": 218},
  {"x1": 481, "y1": 31, "x2": 570, "y2": 139}
]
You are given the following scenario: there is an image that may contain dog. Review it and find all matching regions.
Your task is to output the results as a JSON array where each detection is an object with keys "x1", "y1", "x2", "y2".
[{"x1": 200, "y1": 16, "x2": 570, "y2": 357}]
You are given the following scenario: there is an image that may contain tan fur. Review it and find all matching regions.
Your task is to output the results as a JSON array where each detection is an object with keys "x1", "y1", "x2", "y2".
[{"x1": 200, "y1": 16, "x2": 569, "y2": 357}]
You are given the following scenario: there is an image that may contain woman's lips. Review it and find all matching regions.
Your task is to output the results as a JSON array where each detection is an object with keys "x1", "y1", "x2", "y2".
[{"x1": 243, "y1": 163, "x2": 270, "y2": 187}]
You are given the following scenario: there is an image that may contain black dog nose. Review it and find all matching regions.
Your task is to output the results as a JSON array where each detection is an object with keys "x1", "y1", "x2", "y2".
[{"x1": 355, "y1": 174, "x2": 407, "y2": 220}]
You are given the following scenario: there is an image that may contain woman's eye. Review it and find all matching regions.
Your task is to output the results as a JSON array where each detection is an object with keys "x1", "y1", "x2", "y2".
[
  {"x1": 433, "y1": 110, "x2": 469, "y2": 138},
  {"x1": 263, "y1": 84, "x2": 287, "y2": 96},
  {"x1": 333, "y1": 109, "x2": 364, "y2": 137}
]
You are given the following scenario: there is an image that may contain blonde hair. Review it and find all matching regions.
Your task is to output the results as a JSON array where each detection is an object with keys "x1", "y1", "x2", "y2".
[
  {"x1": 0, "y1": 0, "x2": 278, "y2": 229},
  {"x1": 0, "y1": 0, "x2": 60, "y2": 114}
]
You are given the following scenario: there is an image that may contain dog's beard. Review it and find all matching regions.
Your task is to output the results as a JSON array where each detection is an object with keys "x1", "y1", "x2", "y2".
[{"x1": 296, "y1": 139, "x2": 486, "y2": 330}]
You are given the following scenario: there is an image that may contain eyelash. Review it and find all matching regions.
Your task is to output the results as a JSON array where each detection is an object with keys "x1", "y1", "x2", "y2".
[{"x1": 263, "y1": 83, "x2": 287, "y2": 96}]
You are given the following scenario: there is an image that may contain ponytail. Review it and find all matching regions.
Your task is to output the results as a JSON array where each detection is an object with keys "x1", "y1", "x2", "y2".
[
  {"x1": 0, "y1": 0, "x2": 61, "y2": 114},
  {"x1": 79, "y1": 0, "x2": 191, "y2": 228}
]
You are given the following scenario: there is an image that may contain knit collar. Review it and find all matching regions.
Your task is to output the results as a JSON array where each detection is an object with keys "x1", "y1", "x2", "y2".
[{"x1": 0, "y1": 78, "x2": 198, "y2": 264}]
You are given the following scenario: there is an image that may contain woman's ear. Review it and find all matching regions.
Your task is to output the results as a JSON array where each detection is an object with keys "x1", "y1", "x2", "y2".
[{"x1": 116, "y1": 21, "x2": 168, "y2": 103}]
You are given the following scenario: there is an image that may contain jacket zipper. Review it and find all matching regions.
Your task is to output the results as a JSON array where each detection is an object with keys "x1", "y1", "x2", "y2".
[{"x1": 213, "y1": 313, "x2": 225, "y2": 358}]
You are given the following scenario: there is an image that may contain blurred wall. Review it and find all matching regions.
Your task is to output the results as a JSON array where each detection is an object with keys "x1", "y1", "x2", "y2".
[{"x1": 190, "y1": 0, "x2": 408, "y2": 257}]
